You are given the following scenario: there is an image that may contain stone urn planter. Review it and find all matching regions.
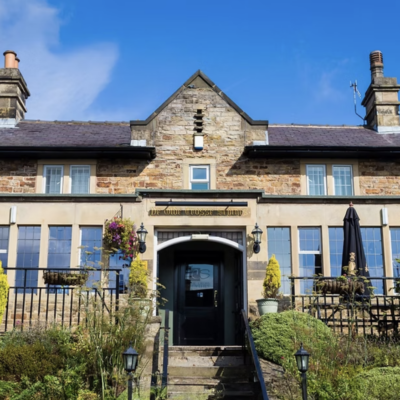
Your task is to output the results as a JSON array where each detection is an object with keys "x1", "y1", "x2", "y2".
[{"x1": 256, "y1": 298, "x2": 279, "y2": 315}]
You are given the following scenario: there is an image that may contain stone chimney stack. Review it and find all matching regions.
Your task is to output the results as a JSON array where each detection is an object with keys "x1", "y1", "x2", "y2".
[
  {"x1": 362, "y1": 50, "x2": 400, "y2": 133},
  {"x1": 0, "y1": 50, "x2": 30, "y2": 128}
]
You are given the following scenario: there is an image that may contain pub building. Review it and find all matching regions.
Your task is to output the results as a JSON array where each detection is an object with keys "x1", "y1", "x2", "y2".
[{"x1": 1, "y1": 49, "x2": 400, "y2": 345}]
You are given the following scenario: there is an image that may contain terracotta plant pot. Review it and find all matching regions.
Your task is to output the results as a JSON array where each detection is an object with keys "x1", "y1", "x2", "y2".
[{"x1": 256, "y1": 298, "x2": 279, "y2": 315}]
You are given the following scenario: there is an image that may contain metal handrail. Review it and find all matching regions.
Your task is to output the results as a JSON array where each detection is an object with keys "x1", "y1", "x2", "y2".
[
  {"x1": 241, "y1": 309, "x2": 269, "y2": 400},
  {"x1": 161, "y1": 309, "x2": 170, "y2": 389}
]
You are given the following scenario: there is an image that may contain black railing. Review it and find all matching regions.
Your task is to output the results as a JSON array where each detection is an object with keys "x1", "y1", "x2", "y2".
[
  {"x1": 161, "y1": 309, "x2": 170, "y2": 389},
  {"x1": 1, "y1": 267, "x2": 122, "y2": 333},
  {"x1": 241, "y1": 309, "x2": 269, "y2": 400},
  {"x1": 289, "y1": 276, "x2": 400, "y2": 335}
]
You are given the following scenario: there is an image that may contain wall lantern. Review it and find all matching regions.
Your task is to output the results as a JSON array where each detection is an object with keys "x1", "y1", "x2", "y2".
[
  {"x1": 251, "y1": 223, "x2": 263, "y2": 254},
  {"x1": 123, "y1": 343, "x2": 139, "y2": 400},
  {"x1": 294, "y1": 343, "x2": 310, "y2": 400},
  {"x1": 136, "y1": 222, "x2": 148, "y2": 254}
]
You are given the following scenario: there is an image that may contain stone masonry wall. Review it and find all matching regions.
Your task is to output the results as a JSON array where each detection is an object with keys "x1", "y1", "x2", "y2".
[
  {"x1": 359, "y1": 160, "x2": 400, "y2": 195},
  {"x1": 97, "y1": 87, "x2": 301, "y2": 194},
  {"x1": 0, "y1": 160, "x2": 36, "y2": 193}
]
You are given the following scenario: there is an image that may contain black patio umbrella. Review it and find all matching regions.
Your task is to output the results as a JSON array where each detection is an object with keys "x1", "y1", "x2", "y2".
[{"x1": 341, "y1": 202, "x2": 371, "y2": 297}]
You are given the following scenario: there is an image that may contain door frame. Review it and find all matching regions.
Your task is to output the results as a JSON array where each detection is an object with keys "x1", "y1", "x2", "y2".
[
  {"x1": 174, "y1": 251, "x2": 224, "y2": 345},
  {"x1": 153, "y1": 229, "x2": 247, "y2": 314}
]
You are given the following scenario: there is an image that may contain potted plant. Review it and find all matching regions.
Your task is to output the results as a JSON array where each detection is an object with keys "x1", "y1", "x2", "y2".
[
  {"x1": 129, "y1": 256, "x2": 151, "y2": 316},
  {"x1": 256, "y1": 254, "x2": 281, "y2": 315},
  {"x1": 0, "y1": 261, "x2": 9, "y2": 323}
]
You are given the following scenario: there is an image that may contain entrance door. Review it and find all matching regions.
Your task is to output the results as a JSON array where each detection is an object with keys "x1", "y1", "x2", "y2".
[{"x1": 175, "y1": 252, "x2": 223, "y2": 345}]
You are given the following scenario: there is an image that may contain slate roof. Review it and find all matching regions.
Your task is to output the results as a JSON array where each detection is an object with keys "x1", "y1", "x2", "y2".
[
  {"x1": 0, "y1": 120, "x2": 131, "y2": 147},
  {"x1": 268, "y1": 125, "x2": 400, "y2": 147},
  {"x1": 1, "y1": 120, "x2": 400, "y2": 149}
]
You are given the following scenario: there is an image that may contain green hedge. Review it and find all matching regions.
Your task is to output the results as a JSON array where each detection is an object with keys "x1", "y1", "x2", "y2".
[{"x1": 251, "y1": 310, "x2": 334, "y2": 366}]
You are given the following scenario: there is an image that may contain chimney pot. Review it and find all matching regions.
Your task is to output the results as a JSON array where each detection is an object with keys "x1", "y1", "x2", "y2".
[
  {"x1": 3, "y1": 50, "x2": 17, "y2": 68},
  {"x1": 370, "y1": 50, "x2": 384, "y2": 80},
  {"x1": 14, "y1": 57, "x2": 20, "y2": 69}
]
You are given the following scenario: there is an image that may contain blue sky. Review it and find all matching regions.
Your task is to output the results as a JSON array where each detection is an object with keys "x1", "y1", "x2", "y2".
[{"x1": 1, "y1": 0, "x2": 399, "y2": 124}]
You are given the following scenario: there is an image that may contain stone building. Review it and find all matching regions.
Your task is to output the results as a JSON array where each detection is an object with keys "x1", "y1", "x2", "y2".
[{"x1": 1, "y1": 49, "x2": 400, "y2": 345}]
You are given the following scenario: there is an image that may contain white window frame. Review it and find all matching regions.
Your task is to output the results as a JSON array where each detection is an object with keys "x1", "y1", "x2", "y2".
[
  {"x1": 306, "y1": 164, "x2": 326, "y2": 195},
  {"x1": 332, "y1": 165, "x2": 353, "y2": 196},
  {"x1": 190, "y1": 165, "x2": 210, "y2": 189},
  {"x1": 43, "y1": 165, "x2": 64, "y2": 194},
  {"x1": 69, "y1": 165, "x2": 91, "y2": 194}
]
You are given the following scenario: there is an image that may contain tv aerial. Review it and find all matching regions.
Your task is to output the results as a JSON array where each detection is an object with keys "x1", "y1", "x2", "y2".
[{"x1": 350, "y1": 80, "x2": 365, "y2": 123}]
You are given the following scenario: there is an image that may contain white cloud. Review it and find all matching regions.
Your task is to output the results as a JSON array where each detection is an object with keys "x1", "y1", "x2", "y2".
[{"x1": 0, "y1": 0, "x2": 118, "y2": 121}]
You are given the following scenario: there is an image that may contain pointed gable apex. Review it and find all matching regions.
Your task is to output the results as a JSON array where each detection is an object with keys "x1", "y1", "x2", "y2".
[{"x1": 130, "y1": 70, "x2": 268, "y2": 127}]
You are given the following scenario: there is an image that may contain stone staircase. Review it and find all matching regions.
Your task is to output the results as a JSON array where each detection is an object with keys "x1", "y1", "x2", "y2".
[{"x1": 162, "y1": 346, "x2": 261, "y2": 399}]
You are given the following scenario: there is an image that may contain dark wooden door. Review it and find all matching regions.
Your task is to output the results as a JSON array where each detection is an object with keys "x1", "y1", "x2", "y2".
[{"x1": 175, "y1": 253, "x2": 223, "y2": 345}]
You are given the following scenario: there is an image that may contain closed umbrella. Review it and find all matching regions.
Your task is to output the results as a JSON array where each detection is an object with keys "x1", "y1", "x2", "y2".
[{"x1": 341, "y1": 202, "x2": 371, "y2": 297}]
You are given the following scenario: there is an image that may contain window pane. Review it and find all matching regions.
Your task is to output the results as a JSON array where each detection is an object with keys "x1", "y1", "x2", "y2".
[
  {"x1": 81, "y1": 227, "x2": 102, "y2": 287},
  {"x1": 192, "y1": 168, "x2": 207, "y2": 180},
  {"x1": 361, "y1": 227, "x2": 384, "y2": 294},
  {"x1": 109, "y1": 250, "x2": 130, "y2": 293},
  {"x1": 268, "y1": 227, "x2": 291, "y2": 295},
  {"x1": 299, "y1": 228, "x2": 321, "y2": 252},
  {"x1": 16, "y1": 226, "x2": 41, "y2": 291},
  {"x1": 299, "y1": 227, "x2": 322, "y2": 294},
  {"x1": 307, "y1": 166, "x2": 325, "y2": 195},
  {"x1": 0, "y1": 226, "x2": 10, "y2": 269},
  {"x1": 333, "y1": 166, "x2": 353, "y2": 196},
  {"x1": 48, "y1": 226, "x2": 72, "y2": 293},
  {"x1": 191, "y1": 182, "x2": 209, "y2": 190},
  {"x1": 329, "y1": 227, "x2": 344, "y2": 277},
  {"x1": 71, "y1": 166, "x2": 90, "y2": 194},
  {"x1": 45, "y1": 166, "x2": 63, "y2": 194}
]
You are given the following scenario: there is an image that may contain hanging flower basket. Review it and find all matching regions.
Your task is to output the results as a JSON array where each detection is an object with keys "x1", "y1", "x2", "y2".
[
  {"x1": 43, "y1": 271, "x2": 88, "y2": 286},
  {"x1": 103, "y1": 217, "x2": 138, "y2": 260},
  {"x1": 318, "y1": 278, "x2": 365, "y2": 296}
]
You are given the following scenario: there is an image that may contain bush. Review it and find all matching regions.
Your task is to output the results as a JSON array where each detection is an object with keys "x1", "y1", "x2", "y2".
[
  {"x1": 262, "y1": 254, "x2": 281, "y2": 298},
  {"x1": 0, "y1": 342, "x2": 64, "y2": 381},
  {"x1": 251, "y1": 310, "x2": 334, "y2": 366},
  {"x1": 350, "y1": 367, "x2": 400, "y2": 400}
]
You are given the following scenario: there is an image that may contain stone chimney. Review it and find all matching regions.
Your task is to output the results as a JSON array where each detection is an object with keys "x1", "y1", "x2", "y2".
[
  {"x1": 0, "y1": 50, "x2": 30, "y2": 128},
  {"x1": 362, "y1": 51, "x2": 400, "y2": 133}
]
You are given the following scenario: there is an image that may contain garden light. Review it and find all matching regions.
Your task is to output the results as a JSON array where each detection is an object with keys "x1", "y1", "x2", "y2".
[
  {"x1": 294, "y1": 343, "x2": 310, "y2": 400},
  {"x1": 252, "y1": 223, "x2": 263, "y2": 254},
  {"x1": 137, "y1": 222, "x2": 148, "y2": 254},
  {"x1": 123, "y1": 343, "x2": 139, "y2": 400}
]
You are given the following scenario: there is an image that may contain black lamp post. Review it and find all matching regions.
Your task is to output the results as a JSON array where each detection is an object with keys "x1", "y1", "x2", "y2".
[
  {"x1": 294, "y1": 343, "x2": 310, "y2": 400},
  {"x1": 123, "y1": 343, "x2": 139, "y2": 400},
  {"x1": 252, "y1": 223, "x2": 263, "y2": 254},
  {"x1": 137, "y1": 223, "x2": 148, "y2": 254}
]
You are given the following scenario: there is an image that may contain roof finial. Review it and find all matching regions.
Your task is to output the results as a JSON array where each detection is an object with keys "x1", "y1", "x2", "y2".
[{"x1": 349, "y1": 202, "x2": 354, "y2": 207}]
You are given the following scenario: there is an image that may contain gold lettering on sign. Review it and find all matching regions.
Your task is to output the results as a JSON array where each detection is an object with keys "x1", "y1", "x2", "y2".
[{"x1": 148, "y1": 207, "x2": 251, "y2": 217}]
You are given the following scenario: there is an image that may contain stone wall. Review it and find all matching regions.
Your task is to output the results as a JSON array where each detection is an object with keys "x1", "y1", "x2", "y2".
[
  {"x1": 359, "y1": 160, "x2": 400, "y2": 195},
  {"x1": 97, "y1": 87, "x2": 301, "y2": 194},
  {"x1": 0, "y1": 160, "x2": 36, "y2": 193}
]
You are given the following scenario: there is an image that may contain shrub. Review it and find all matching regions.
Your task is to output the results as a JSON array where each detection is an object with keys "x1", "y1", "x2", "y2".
[
  {"x1": 0, "y1": 342, "x2": 64, "y2": 381},
  {"x1": 129, "y1": 256, "x2": 148, "y2": 298},
  {"x1": 262, "y1": 254, "x2": 281, "y2": 298},
  {"x1": 350, "y1": 367, "x2": 400, "y2": 400},
  {"x1": 0, "y1": 261, "x2": 9, "y2": 324},
  {"x1": 251, "y1": 310, "x2": 334, "y2": 366}
]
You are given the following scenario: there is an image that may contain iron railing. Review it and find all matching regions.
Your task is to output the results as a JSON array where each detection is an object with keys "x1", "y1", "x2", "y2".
[
  {"x1": 241, "y1": 309, "x2": 269, "y2": 400},
  {"x1": 289, "y1": 276, "x2": 400, "y2": 335},
  {"x1": 161, "y1": 309, "x2": 170, "y2": 389},
  {"x1": 1, "y1": 267, "x2": 122, "y2": 332}
]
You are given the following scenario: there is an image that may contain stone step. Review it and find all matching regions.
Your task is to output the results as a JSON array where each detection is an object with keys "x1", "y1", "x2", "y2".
[
  {"x1": 168, "y1": 378, "x2": 255, "y2": 392},
  {"x1": 167, "y1": 354, "x2": 248, "y2": 367},
  {"x1": 168, "y1": 365, "x2": 252, "y2": 379}
]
